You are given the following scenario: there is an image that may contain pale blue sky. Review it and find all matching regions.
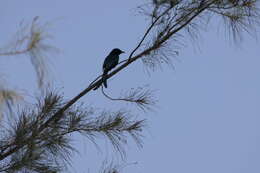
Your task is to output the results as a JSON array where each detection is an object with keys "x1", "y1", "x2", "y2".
[{"x1": 1, "y1": 1, "x2": 260, "y2": 173}]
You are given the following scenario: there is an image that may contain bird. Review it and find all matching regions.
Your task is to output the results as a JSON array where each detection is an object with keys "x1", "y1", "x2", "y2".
[{"x1": 93, "y1": 48, "x2": 124, "y2": 90}]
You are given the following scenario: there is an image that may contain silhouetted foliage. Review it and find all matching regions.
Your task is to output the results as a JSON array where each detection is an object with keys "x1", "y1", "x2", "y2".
[
  {"x1": 0, "y1": 0, "x2": 259, "y2": 172},
  {"x1": 0, "y1": 92, "x2": 144, "y2": 172}
]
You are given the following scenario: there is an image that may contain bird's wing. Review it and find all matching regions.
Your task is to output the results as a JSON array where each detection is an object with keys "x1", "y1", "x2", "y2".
[{"x1": 103, "y1": 56, "x2": 110, "y2": 72}]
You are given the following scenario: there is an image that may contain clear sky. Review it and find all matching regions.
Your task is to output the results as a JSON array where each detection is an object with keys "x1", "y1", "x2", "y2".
[{"x1": 1, "y1": 1, "x2": 260, "y2": 173}]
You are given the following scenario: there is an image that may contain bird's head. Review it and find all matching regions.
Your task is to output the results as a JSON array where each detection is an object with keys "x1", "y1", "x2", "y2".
[{"x1": 111, "y1": 48, "x2": 125, "y2": 55}]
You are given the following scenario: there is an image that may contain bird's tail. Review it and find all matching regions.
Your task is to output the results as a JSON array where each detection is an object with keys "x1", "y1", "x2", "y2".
[
  {"x1": 102, "y1": 71, "x2": 108, "y2": 88},
  {"x1": 93, "y1": 71, "x2": 108, "y2": 90}
]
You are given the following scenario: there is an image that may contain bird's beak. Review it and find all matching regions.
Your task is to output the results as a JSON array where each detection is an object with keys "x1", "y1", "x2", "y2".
[{"x1": 121, "y1": 51, "x2": 125, "y2": 54}]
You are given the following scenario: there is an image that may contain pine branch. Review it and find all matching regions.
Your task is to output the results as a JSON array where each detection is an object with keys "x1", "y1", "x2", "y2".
[
  {"x1": 101, "y1": 86, "x2": 157, "y2": 112},
  {"x1": 0, "y1": 91, "x2": 145, "y2": 172},
  {"x1": 0, "y1": 16, "x2": 59, "y2": 89},
  {"x1": 1, "y1": 0, "x2": 259, "y2": 169}
]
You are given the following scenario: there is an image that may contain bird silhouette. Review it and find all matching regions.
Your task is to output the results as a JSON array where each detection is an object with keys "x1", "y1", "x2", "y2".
[{"x1": 93, "y1": 48, "x2": 124, "y2": 90}]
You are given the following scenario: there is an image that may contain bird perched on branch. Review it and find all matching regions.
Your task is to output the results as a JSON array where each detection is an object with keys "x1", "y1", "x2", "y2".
[{"x1": 93, "y1": 48, "x2": 125, "y2": 90}]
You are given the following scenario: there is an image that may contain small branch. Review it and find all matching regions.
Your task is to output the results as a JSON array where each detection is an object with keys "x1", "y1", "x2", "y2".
[
  {"x1": 101, "y1": 86, "x2": 137, "y2": 103},
  {"x1": 128, "y1": 6, "x2": 173, "y2": 60},
  {"x1": 101, "y1": 86, "x2": 156, "y2": 112},
  {"x1": 0, "y1": 17, "x2": 40, "y2": 57},
  {"x1": 0, "y1": 48, "x2": 30, "y2": 56}
]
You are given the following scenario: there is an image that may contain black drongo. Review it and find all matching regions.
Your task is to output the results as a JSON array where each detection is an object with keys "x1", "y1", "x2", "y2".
[{"x1": 94, "y1": 48, "x2": 124, "y2": 90}]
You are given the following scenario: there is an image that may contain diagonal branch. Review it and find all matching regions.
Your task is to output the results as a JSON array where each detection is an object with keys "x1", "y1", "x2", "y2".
[
  {"x1": 128, "y1": 6, "x2": 173, "y2": 60},
  {"x1": 0, "y1": 0, "x2": 224, "y2": 161}
]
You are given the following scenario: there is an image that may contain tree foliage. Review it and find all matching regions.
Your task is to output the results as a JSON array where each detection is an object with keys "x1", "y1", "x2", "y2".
[{"x1": 0, "y1": 0, "x2": 259, "y2": 172}]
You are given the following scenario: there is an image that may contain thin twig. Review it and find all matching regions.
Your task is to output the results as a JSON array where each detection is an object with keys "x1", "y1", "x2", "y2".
[
  {"x1": 0, "y1": 49, "x2": 30, "y2": 56},
  {"x1": 128, "y1": 6, "x2": 174, "y2": 60},
  {"x1": 101, "y1": 86, "x2": 137, "y2": 103}
]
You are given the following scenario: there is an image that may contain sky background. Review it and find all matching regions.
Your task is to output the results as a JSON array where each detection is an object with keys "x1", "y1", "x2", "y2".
[{"x1": 1, "y1": 1, "x2": 260, "y2": 173}]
